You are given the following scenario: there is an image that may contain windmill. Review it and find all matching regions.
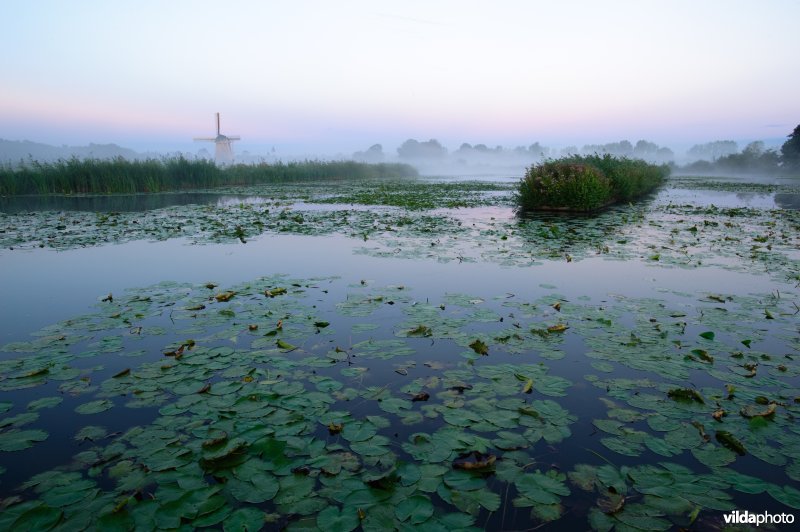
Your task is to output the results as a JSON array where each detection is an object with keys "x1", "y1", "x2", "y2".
[{"x1": 193, "y1": 113, "x2": 240, "y2": 165}]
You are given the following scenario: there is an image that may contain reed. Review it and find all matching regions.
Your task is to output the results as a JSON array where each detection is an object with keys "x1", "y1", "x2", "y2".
[
  {"x1": 0, "y1": 157, "x2": 418, "y2": 195},
  {"x1": 517, "y1": 154, "x2": 668, "y2": 212}
]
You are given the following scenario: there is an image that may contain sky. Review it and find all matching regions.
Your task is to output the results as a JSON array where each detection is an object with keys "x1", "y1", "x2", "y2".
[{"x1": 1, "y1": 0, "x2": 799, "y2": 156}]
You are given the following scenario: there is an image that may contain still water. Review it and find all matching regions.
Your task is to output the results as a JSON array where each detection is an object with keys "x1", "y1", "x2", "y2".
[{"x1": 0, "y1": 180, "x2": 798, "y2": 530}]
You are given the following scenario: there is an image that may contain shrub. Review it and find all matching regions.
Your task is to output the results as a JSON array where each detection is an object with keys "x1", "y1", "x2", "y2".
[
  {"x1": 517, "y1": 154, "x2": 668, "y2": 212},
  {"x1": 518, "y1": 162, "x2": 613, "y2": 211}
]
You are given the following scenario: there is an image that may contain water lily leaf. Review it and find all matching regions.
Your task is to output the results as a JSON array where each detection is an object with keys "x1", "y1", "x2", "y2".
[
  {"x1": 715, "y1": 431, "x2": 746, "y2": 456},
  {"x1": 200, "y1": 437, "x2": 249, "y2": 468},
  {"x1": 515, "y1": 470, "x2": 570, "y2": 505},
  {"x1": 452, "y1": 451, "x2": 496, "y2": 471},
  {"x1": 645, "y1": 437, "x2": 681, "y2": 457},
  {"x1": 41, "y1": 481, "x2": 98, "y2": 507},
  {"x1": 468, "y1": 339, "x2": 488, "y2": 355},
  {"x1": 395, "y1": 495, "x2": 434, "y2": 524},
  {"x1": 342, "y1": 421, "x2": 377, "y2": 443},
  {"x1": 699, "y1": 331, "x2": 715, "y2": 340},
  {"x1": 601, "y1": 437, "x2": 644, "y2": 457},
  {"x1": 691, "y1": 445, "x2": 737, "y2": 467},
  {"x1": 767, "y1": 485, "x2": 800, "y2": 509},
  {"x1": 437, "y1": 512, "x2": 476, "y2": 529},
  {"x1": 222, "y1": 507, "x2": 266, "y2": 532},
  {"x1": 342, "y1": 487, "x2": 392, "y2": 508},
  {"x1": 276, "y1": 339, "x2": 297, "y2": 351},
  {"x1": 96, "y1": 509, "x2": 135, "y2": 531},
  {"x1": 75, "y1": 399, "x2": 114, "y2": 415},
  {"x1": 315, "y1": 506, "x2": 359, "y2": 532},
  {"x1": 740, "y1": 403, "x2": 776, "y2": 419},
  {"x1": 350, "y1": 435, "x2": 391, "y2": 457},
  {"x1": 614, "y1": 510, "x2": 672, "y2": 531},
  {"x1": 443, "y1": 469, "x2": 486, "y2": 491},
  {"x1": 522, "y1": 379, "x2": 534, "y2": 394},
  {"x1": 75, "y1": 425, "x2": 107, "y2": 442},
  {"x1": 11, "y1": 505, "x2": 62, "y2": 530},
  {"x1": 0, "y1": 412, "x2": 38, "y2": 429},
  {"x1": 226, "y1": 474, "x2": 278, "y2": 503},
  {"x1": 275, "y1": 474, "x2": 315, "y2": 505},
  {"x1": 405, "y1": 325, "x2": 433, "y2": 337},
  {"x1": 646, "y1": 415, "x2": 682, "y2": 432},
  {"x1": 450, "y1": 487, "x2": 501, "y2": 515},
  {"x1": 26, "y1": 397, "x2": 63, "y2": 411},
  {"x1": 360, "y1": 505, "x2": 395, "y2": 532},
  {"x1": 0, "y1": 429, "x2": 48, "y2": 451},
  {"x1": 667, "y1": 388, "x2": 704, "y2": 404},
  {"x1": 214, "y1": 291, "x2": 236, "y2": 302},
  {"x1": 713, "y1": 470, "x2": 768, "y2": 494}
]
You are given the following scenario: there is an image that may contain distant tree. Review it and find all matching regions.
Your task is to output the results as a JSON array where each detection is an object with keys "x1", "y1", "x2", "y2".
[
  {"x1": 614, "y1": 140, "x2": 634, "y2": 156},
  {"x1": 743, "y1": 141, "x2": 765, "y2": 156},
  {"x1": 528, "y1": 142, "x2": 548, "y2": 158},
  {"x1": 656, "y1": 147, "x2": 675, "y2": 162},
  {"x1": 353, "y1": 143, "x2": 384, "y2": 162},
  {"x1": 561, "y1": 146, "x2": 578, "y2": 156},
  {"x1": 687, "y1": 140, "x2": 738, "y2": 161},
  {"x1": 781, "y1": 124, "x2": 800, "y2": 169},
  {"x1": 397, "y1": 139, "x2": 447, "y2": 159},
  {"x1": 582, "y1": 140, "x2": 633, "y2": 157},
  {"x1": 707, "y1": 140, "x2": 780, "y2": 174},
  {"x1": 633, "y1": 140, "x2": 658, "y2": 158}
]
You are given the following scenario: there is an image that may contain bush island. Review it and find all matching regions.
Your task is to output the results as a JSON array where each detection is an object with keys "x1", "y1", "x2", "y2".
[
  {"x1": 518, "y1": 154, "x2": 668, "y2": 212},
  {"x1": 0, "y1": 157, "x2": 418, "y2": 195}
]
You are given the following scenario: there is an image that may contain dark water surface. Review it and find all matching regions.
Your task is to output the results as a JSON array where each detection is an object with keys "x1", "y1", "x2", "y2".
[
  {"x1": 0, "y1": 192, "x2": 270, "y2": 213},
  {"x1": 0, "y1": 179, "x2": 798, "y2": 530}
]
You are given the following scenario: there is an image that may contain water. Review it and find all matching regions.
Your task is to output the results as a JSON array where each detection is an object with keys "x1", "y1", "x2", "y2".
[{"x1": 0, "y1": 179, "x2": 798, "y2": 530}]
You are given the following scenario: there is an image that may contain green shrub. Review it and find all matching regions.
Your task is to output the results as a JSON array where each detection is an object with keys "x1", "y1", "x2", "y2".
[
  {"x1": 518, "y1": 154, "x2": 668, "y2": 212},
  {"x1": 518, "y1": 162, "x2": 613, "y2": 211}
]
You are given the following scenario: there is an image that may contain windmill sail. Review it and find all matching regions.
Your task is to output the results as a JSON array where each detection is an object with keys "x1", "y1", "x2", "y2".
[{"x1": 193, "y1": 113, "x2": 240, "y2": 165}]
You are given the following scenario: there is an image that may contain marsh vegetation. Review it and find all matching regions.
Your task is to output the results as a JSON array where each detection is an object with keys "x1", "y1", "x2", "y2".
[
  {"x1": 0, "y1": 171, "x2": 798, "y2": 530},
  {"x1": 517, "y1": 155, "x2": 669, "y2": 212},
  {"x1": 0, "y1": 158, "x2": 418, "y2": 195}
]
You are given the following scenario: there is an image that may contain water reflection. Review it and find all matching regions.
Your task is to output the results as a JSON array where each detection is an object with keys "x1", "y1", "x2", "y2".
[
  {"x1": 775, "y1": 193, "x2": 800, "y2": 210},
  {"x1": 0, "y1": 193, "x2": 270, "y2": 213},
  {"x1": 657, "y1": 188, "x2": 787, "y2": 209}
]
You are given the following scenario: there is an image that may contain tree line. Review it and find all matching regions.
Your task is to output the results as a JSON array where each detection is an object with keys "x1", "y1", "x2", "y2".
[{"x1": 352, "y1": 124, "x2": 800, "y2": 174}]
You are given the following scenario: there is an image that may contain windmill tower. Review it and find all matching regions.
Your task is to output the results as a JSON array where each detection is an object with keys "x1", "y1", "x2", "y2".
[{"x1": 193, "y1": 113, "x2": 240, "y2": 165}]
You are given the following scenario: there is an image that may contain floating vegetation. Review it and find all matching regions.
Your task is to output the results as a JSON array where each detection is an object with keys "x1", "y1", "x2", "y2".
[
  {"x1": 1, "y1": 173, "x2": 799, "y2": 529},
  {"x1": 0, "y1": 270, "x2": 798, "y2": 530},
  {"x1": 2, "y1": 178, "x2": 797, "y2": 285}
]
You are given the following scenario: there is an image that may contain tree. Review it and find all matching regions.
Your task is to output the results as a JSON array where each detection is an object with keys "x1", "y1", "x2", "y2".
[
  {"x1": 780, "y1": 124, "x2": 800, "y2": 169},
  {"x1": 687, "y1": 140, "x2": 738, "y2": 161},
  {"x1": 633, "y1": 140, "x2": 658, "y2": 158},
  {"x1": 397, "y1": 139, "x2": 447, "y2": 159},
  {"x1": 352, "y1": 143, "x2": 384, "y2": 163}
]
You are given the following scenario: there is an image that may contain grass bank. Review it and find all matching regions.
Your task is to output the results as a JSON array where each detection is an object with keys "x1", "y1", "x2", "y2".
[
  {"x1": 0, "y1": 157, "x2": 418, "y2": 195},
  {"x1": 517, "y1": 154, "x2": 669, "y2": 212}
]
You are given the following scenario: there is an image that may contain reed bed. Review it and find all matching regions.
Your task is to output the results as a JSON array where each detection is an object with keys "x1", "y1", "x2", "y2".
[
  {"x1": 518, "y1": 154, "x2": 669, "y2": 212},
  {"x1": 0, "y1": 157, "x2": 418, "y2": 195}
]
